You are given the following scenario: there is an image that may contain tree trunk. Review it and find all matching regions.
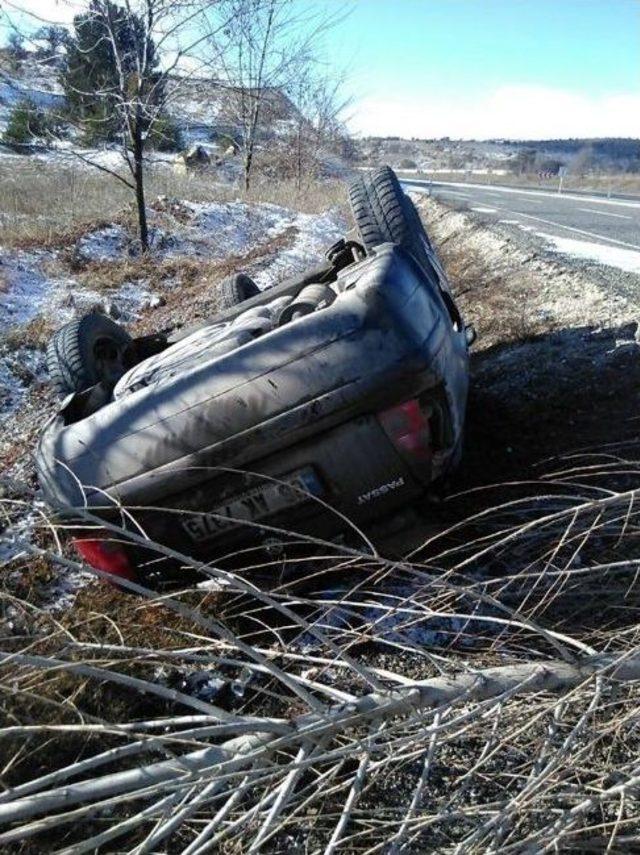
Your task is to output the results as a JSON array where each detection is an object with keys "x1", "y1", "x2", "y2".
[
  {"x1": 243, "y1": 143, "x2": 253, "y2": 193},
  {"x1": 132, "y1": 120, "x2": 149, "y2": 252},
  {"x1": 296, "y1": 123, "x2": 302, "y2": 191}
]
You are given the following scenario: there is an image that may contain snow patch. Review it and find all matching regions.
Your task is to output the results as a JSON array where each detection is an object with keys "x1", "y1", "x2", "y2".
[
  {"x1": 0, "y1": 199, "x2": 346, "y2": 422},
  {"x1": 0, "y1": 250, "x2": 53, "y2": 329},
  {"x1": 76, "y1": 225, "x2": 129, "y2": 263},
  {"x1": 253, "y1": 208, "x2": 346, "y2": 289},
  {"x1": 43, "y1": 565, "x2": 93, "y2": 613},
  {"x1": 295, "y1": 583, "x2": 498, "y2": 652},
  {"x1": 0, "y1": 346, "x2": 46, "y2": 424},
  {"x1": 0, "y1": 69, "x2": 64, "y2": 132},
  {"x1": 159, "y1": 200, "x2": 300, "y2": 262},
  {"x1": 535, "y1": 232, "x2": 640, "y2": 275}
]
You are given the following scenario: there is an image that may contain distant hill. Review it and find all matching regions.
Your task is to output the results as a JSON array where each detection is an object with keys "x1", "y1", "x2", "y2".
[
  {"x1": 0, "y1": 52, "x2": 65, "y2": 132},
  {"x1": 497, "y1": 138, "x2": 640, "y2": 159},
  {"x1": 0, "y1": 52, "x2": 301, "y2": 148},
  {"x1": 164, "y1": 76, "x2": 300, "y2": 146},
  {"x1": 356, "y1": 135, "x2": 640, "y2": 176}
]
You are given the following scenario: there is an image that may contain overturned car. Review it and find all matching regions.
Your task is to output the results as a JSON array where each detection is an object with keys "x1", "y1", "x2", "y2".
[{"x1": 36, "y1": 167, "x2": 474, "y2": 588}]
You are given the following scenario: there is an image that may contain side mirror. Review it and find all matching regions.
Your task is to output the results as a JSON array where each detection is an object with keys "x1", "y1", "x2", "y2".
[{"x1": 465, "y1": 324, "x2": 477, "y2": 347}]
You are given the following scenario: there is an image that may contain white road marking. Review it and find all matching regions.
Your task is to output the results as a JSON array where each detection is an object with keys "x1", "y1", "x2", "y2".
[
  {"x1": 471, "y1": 206, "x2": 497, "y2": 213},
  {"x1": 406, "y1": 180, "x2": 640, "y2": 256},
  {"x1": 577, "y1": 207, "x2": 632, "y2": 220},
  {"x1": 407, "y1": 179, "x2": 640, "y2": 210},
  {"x1": 445, "y1": 191, "x2": 639, "y2": 250}
]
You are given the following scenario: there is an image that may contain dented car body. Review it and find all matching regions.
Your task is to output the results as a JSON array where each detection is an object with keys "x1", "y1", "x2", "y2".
[{"x1": 36, "y1": 170, "x2": 471, "y2": 587}]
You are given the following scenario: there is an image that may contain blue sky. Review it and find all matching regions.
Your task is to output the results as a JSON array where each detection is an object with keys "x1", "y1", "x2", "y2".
[
  {"x1": 4, "y1": 0, "x2": 639, "y2": 139},
  {"x1": 330, "y1": 0, "x2": 640, "y2": 139}
]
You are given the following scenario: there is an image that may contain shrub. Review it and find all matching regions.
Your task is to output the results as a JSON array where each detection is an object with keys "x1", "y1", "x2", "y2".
[
  {"x1": 6, "y1": 32, "x2": 26, "y2": 65},
  {"x1": 399, "y1": 157, "x2": 418, "y2": 169},
  {"x1": 215, "y1": 133, "x2": 239, "y2": 153},
  {"x1": 148, "y1": 115, "x2": 183, "y2": 152},
  {"x1": 3, "y1": 99, "x2": 53, "y2": 146}
]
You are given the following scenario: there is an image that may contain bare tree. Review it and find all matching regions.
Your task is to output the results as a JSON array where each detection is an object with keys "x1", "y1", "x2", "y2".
[
  {"x1": 207, "y1": 0, "x2": 339, "y2": 192},
  {"x1": 286, "y1": 67, "x2": 351, "y2": 189},
  {"x1": 60, "y1": 0, "x2": 217, "y2": 250},
  {"x1": 569, "y1": 144, "x2": 594, "y2": 177}
]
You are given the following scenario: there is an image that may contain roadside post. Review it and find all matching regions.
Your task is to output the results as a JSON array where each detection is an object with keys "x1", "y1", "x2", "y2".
[{"x1": 558, "y1": 166, "x2": 567, "y2": 194}]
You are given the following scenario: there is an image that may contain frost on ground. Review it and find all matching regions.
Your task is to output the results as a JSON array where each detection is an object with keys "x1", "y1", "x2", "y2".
[
  {"x1": 0, "y1": 197, "x2": 345, "y2": 419},
  {"x1": 0, "y1": 345, "x2": 46, "y2": 423},
  {"x1": 252, "y1": 209, "x2": 344, "y2": 289},
  {"x1": 151, "y1": 198, "x2": 345, "y2": 272},
  {"x1": 534, "y1": 231, "x2": 640, "y2": 275},
  {"x1": 0, "y1": 249, "x2": 53, "y2": 330},
  {"x1": 0, "y1": 66, "x2": 64, "y2": 133},
  {"x1": 295, "y1": 582, "x2": 497, "y2": 654}
]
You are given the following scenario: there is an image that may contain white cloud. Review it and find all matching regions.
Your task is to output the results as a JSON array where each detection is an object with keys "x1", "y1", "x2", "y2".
[{"x1": 350, "y1": 85, "x2": 640, "y2": 140}]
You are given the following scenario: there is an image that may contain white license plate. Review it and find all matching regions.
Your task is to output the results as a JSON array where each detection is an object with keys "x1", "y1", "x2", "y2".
[{"x1": 182, "y1": 468, "x2": 323, "y2": 542}]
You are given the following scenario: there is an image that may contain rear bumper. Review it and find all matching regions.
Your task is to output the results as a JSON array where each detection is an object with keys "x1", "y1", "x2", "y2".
[{"x1": 127, "y1": 406, "x2": 441, "y2": 561}]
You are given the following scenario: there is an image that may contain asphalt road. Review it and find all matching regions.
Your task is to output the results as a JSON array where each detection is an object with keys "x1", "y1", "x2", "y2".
[{"x1": 403, "y1": 179, "x2": 640, "y2": 252}]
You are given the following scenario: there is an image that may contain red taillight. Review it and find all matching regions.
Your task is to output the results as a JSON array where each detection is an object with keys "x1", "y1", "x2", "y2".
[
  {"x1": 377, "y1": 398, "x2": 432, "y2": 463},
  {"x1": 73, "y1": 538, "x2": 137, "y2": 583}
]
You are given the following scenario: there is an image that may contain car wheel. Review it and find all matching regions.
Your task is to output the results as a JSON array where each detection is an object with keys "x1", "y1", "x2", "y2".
[
  {"x1": 348, "y1": 165, "x2": 432, "y2": 270},
  {"x1": 46, "y1": 313, "x2": 132, "y2": 396},
  {"x1": 405, "y1": 195, "x2": 433, "y2": 253},
  {"x1": 217, "y1": 273, "x2": 260, "y2": 310}
]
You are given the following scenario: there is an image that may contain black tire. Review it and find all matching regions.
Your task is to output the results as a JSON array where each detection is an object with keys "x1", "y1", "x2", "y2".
[
  {"x1": 218, "y1": 273, "x2": 260, "y2": 310},
  {"x1": 405, "y1": 195, "x2": 433, "y2": 252},
  {"x1": 348, "y1": 166, "x2": 432, "y2": 270},
  {"x1": 46, "y1": 313, "x2": 132, "y2": 396}
]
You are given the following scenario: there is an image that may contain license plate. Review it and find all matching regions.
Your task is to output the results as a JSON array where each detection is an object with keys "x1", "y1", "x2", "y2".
[{"x1": 182, "y1": 468, "x2": 323, "y2": 542}]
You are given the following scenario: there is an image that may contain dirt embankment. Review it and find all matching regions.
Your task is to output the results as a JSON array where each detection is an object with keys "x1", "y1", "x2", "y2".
[{"x1": 414, "y1": 195, "x2": 640, "y2": 493}]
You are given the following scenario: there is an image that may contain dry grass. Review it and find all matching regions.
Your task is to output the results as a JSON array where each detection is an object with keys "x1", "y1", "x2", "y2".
[
  {"x1": 415, "y1": 198, "x2": 548, "y2": 347},
  {"x1": 0, "y1": 158, "x2": 348, "y2": 248},
  {"x1": 436, "y1": 238, "x2": 542, "y2": 345},
  {"x1": 2, "y1": 451, "x2": 640, "y2": 852},
  {"x1": 0, "y1": 162, "x2": 133, "y2": 247}
]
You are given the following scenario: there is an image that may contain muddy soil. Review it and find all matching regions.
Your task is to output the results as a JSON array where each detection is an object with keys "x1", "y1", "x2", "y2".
[{"x1": 462, "y1": 324, "x2": 640, "y2": 487}]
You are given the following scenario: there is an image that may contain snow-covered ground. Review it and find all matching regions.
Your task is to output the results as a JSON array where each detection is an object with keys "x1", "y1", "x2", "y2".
[
  {"x1": 0, "y1": 199, "x2": 343, "y2": 334},
  {"x1": 534, "y1": 231, "x2": 640, "y2": 275},
  {"x1": 0, "y1": 198, "x2": 345, "y2": 429},
  {"x1": 0, "y1": 140, "x2": 179, "y2": 171},
  {"x1": 0, "y1": 66, "x2": 64, "y2": 133}
]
